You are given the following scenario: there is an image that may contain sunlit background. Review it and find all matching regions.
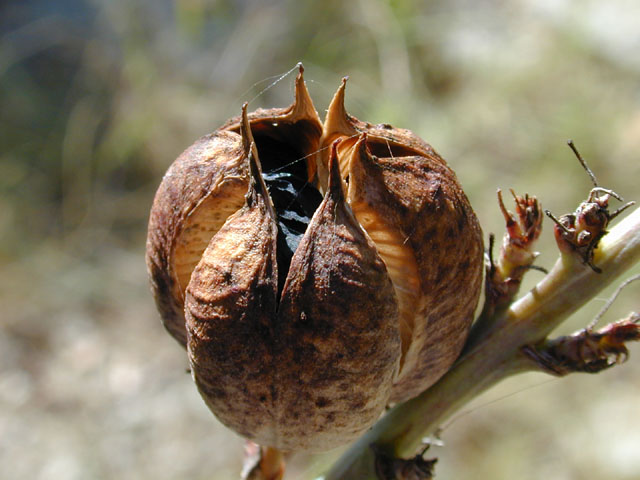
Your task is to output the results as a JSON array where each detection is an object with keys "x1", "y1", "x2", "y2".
[{"x1": 1, "y1": 0, "x2": 639, "y2": 479}]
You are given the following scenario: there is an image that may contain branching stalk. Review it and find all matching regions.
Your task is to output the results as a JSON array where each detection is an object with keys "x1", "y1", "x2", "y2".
[{"x1": 324, "y1": 206, "x2": 640, "y2": 480}]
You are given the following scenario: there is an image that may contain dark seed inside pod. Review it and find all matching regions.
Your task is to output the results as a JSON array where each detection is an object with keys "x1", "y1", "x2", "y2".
[
  {"x1": 233, "y1": 121, "x2": 324, "y2": 296},
  {"x1": 263, "y1": 168, "x2": 323, "y2": 296}
]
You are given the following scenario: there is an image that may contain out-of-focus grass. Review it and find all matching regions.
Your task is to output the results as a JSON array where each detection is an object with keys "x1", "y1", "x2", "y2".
[{"x1": 0, "y1": 1, "x2": 638, "y2": 479}]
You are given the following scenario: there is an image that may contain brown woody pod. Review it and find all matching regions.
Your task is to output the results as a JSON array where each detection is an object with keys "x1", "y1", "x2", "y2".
[
  {"x1": 321, "y1": 79, "x2": 484, "y2": 402},
  {"x1": 146, "y1": 67, "x2": 483, "y2": 451}
]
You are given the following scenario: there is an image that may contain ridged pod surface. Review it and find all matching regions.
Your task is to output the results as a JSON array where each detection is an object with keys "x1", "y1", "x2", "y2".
[{"x1": 146, "y1": 66, "x2": 483, "y2": 451}]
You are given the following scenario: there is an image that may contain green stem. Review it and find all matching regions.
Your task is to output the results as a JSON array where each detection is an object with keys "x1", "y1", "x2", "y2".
[{"x1": 324, "y1": 207, "x2": 640, "y2": 480}]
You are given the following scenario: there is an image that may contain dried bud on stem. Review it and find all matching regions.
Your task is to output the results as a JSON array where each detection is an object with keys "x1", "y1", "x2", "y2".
[
  {"x1": 484, "y1": 189, "x2": 543, "y2": 316},
  {"x1": 522, "y1": 313, "x2": 640, "y2": 375},
  {"x1": 523, "y1": 274, "x2": 640, "y2": 375},
  {"x1": 545, "y1": 141, "x2": 635, "y2": 273}
]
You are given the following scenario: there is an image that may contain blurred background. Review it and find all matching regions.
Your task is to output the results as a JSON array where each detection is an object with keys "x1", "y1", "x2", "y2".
[{"x1": 1, "y1": 0, "x2": 639, "y2": 479}]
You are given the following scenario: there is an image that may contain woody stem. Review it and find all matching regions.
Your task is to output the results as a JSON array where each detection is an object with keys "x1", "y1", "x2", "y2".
[{"x1": 324, "y1": 206, "x2": 640, "y2": 480}]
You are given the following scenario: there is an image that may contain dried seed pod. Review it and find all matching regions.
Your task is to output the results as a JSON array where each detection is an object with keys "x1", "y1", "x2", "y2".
[
  {"x1": 320, "y1": 79, "x2": 484, "y2": 402},
  {"x1": 146, "y1": 68, "x2": 484, "y2": 451}
]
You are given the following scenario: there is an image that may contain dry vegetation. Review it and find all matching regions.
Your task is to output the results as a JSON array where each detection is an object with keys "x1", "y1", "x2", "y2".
[{"x1": 1, "y1": 1, "x2": 639, "y2": 478}]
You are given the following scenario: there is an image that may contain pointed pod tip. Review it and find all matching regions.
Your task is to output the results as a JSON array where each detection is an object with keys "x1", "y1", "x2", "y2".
[
  {"x1": 241, "y1": 102, "x2": 249, "y2": 128},
  {"x1": 330, "y1": 137, "x2": 342, "y2": 154},
  {"x1": 346, "y1": 133, "x2": 380, "y2": 204},
  {"x1": 295, "y1": 63, "x2": 305, "y2": 83},
  {"x1": 327, "y1": 138, "x2": 345, "y2": 197},
  {"x1": 241, "y1": 102, "x2": 249, "y2": 127},
  {"x1": 334, "y1": 77, "x2": 347, "y2": 101},
  {"x1": 240, "y1": 103, "x2": 254, "y2": 152},
  {"x1": 324, "y1": 77, "x2": 356, "y2": 136},
  {"x1": 335, "y1": 77, "x2": 348, "y2": 100},
  {"x1": 354, "y1": 131, "x2": 367, "y2": 149},
  {"x1": 240, "y1": 106, "x2": 261, "y2": 195},
  {"x1": 353, "y1": 132, "x2": 374, "y2": 162},
  {"x1": 291, "y1": 63, "x2": 320, "y2": 124},
  {"x1": 246, "y1": 141, "x2": 275, "y2": 217}
]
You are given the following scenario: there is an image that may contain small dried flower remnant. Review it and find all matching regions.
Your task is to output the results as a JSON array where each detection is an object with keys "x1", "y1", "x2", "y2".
[
  {"x1": 484, "y1": 189, "x2": 543, "y2": 316},
  {"x1": 146, "y1": 66, "x2": 484, "y2": 451},
  {"x1": 545, "y1": 141, "x2": 635, "y2": 273},
  {"x1": 522, "y1": 313, "x2": 640, "y2": 375}
]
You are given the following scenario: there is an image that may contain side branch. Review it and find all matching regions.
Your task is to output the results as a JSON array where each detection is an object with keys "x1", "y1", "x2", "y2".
[{"x1": 522, "y1": 314, "x2": 640, "y2": 375}]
